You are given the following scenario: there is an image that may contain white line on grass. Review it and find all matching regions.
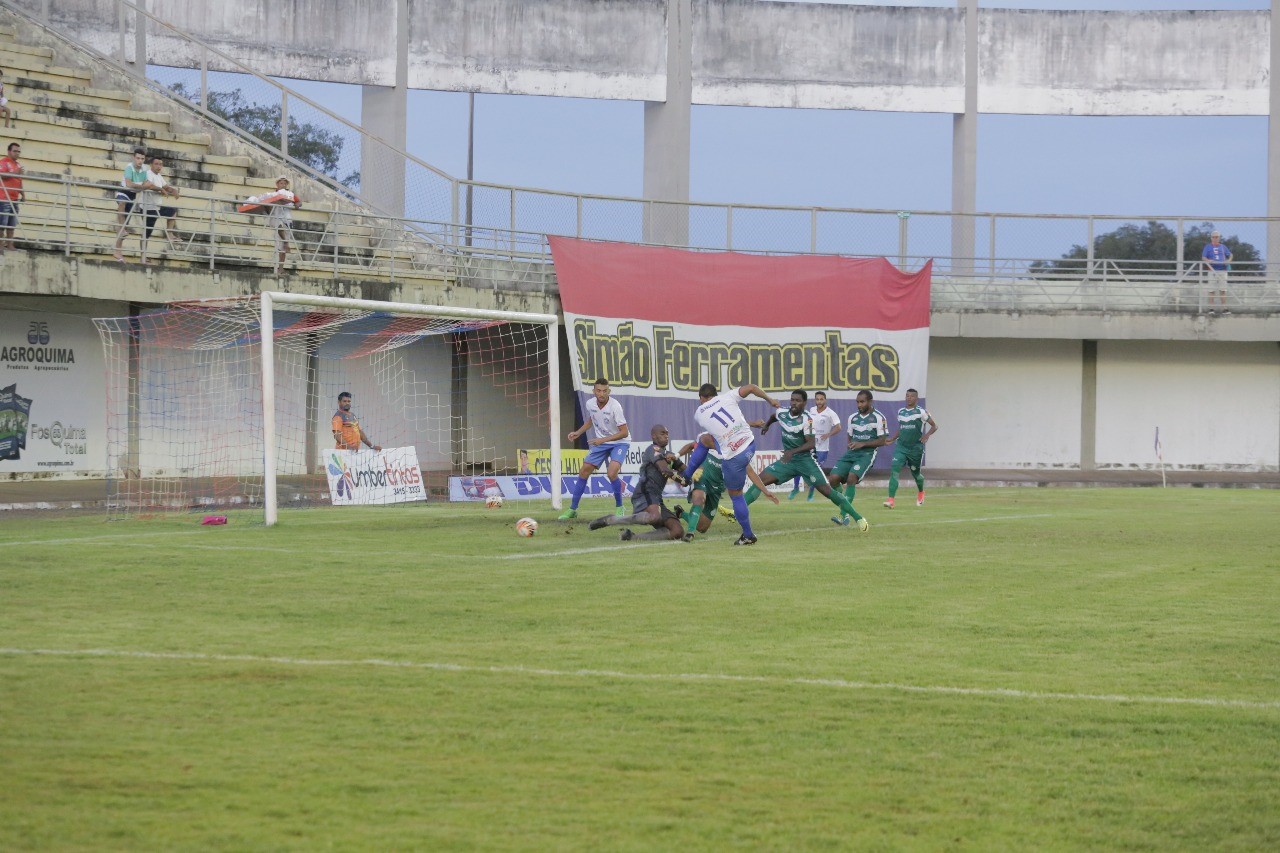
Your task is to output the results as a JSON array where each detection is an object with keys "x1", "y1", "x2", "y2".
[
  {"x1": 2, "y1": 647, "x2": 1276, "y2": 711},
  {"x1": 504, "y1": 513, "x2": 1056, "y2": 559}
]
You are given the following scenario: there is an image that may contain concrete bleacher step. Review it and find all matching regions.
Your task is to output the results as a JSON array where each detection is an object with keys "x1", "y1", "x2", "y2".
[
  {"x1": 0, "y1": 24, "x2": 17, "y2": 39},
  {"x1": 0, "y1": 41, "x2": 54, "y2": 60},
  {"x1": 19, "y1": 110, "x2": 212, "y2": 150},
  {"x1": 0, "y1": 53, "x2": 91, "y2": 87},
  {"x1": 3, "y1": 75, "x2": 133, "y2": 107},
  {"x1": 4, "y1": 124, "x2": 250, "y2": 170},
  {"x1": 23, "y1": 156, "x2": 249, "y2": 192},
  {"x1": 8, "y1": 90, "x2": 172, "y2": 130}
]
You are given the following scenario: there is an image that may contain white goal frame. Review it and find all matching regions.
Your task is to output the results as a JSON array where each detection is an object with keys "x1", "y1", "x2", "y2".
[{"x1": 259, "y1": 291, "x2": 562, "y2": 526}]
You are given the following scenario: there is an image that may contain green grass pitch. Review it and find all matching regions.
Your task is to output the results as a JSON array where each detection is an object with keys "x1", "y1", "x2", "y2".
[{"x1": 1, "y1": 487, "x2": 1277, "y2": 849}]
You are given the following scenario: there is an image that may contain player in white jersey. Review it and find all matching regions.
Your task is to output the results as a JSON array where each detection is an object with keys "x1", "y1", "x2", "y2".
[
  {"x1": 800, "y1": 390, "x2": 842, "y2": 501},
  {"x1": 683, "y1": 382, "x2": 780, "y2": 545},
  {"x1": 559, "y1": 378, "x2": 630, "y2": 520}
]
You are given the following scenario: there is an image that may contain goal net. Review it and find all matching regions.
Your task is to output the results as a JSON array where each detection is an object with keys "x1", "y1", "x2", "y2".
[{"x1": 94, "y1": 293, "x2": 561, "y2": 523}]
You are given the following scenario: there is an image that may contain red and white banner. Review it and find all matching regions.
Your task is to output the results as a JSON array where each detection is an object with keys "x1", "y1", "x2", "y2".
[{"x1": 550, "y1": 238, "x2": 931, "y2": 461}]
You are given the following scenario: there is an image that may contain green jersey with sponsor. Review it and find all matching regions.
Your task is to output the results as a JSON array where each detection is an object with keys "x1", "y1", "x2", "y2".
[
  {"x1": 694, "y1": 449, "x2": 725, "y2": 491},
  {"x1": 895, "y1": 405, "x2": 931, "y2": 450},
  {"x1": 848, "y1": 409, "x2": 888, "y2": 446},
  {"x1": 775, "y1": 407, "x2": 814, "y2": 456}
]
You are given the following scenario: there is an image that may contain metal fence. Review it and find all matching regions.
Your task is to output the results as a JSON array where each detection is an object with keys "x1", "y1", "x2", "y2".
[{"x1": 7, "y1": 173, "x2": 1280, "y2": 316}]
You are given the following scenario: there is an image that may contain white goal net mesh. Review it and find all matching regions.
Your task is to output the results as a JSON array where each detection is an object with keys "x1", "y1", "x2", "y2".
[{"x1": 94, "y1": 296, "x2": 554, "y2": 518}]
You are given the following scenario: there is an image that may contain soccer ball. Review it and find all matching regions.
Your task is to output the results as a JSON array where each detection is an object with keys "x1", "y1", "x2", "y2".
[
  {"x1": 516, "y1": 517, "x2": 538, "y2": 537},
  {"x1": 485, "y1": 494, "x2": 504, "y2": 509}
]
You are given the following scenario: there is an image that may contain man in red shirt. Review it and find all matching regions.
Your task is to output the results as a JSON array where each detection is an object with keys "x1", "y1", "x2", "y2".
[{"x1": 0, "y1": 141, "x2": 24, "y2": 251}]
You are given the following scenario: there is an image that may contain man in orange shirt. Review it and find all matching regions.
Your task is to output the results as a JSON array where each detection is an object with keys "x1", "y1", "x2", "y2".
[
  {"x1": 0, "y1": 141, "x2": 25, "y2": 251},
  {"x1": 331, "y1": 391, "x2": 381, "y2": 452}
]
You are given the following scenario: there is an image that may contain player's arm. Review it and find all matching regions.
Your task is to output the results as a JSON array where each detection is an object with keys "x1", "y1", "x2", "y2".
[
  {"x1": 566, "y1": 418, "x2": 589, "y2": 442},
  {"x1": 736, "y1": 384, "x2": 781, "y2": 410},
  {"x1": 757, "y1": 413, "x2": 778, "y2": 435},
  {"x1": 921, "y1": 413, "x2": 939, "y2": 443},
  {"x1": 359, "y1": 426, "x2": 381, "y2": 452},
  {"x1": 746, "y1": 463, "x2": 780, "y2": 504},
  {"x1": 676, "y1": 441, "x2": 696, "y2": 457},
  {"x1": 589, "y1": 421, "x2": 629, "y2": 446},
  {"x1": 656, "y1": 452, "x2": 688, "y2": 487},
  {"x1": 331, "y1": 415, "x2": 347, "y2": 448}
]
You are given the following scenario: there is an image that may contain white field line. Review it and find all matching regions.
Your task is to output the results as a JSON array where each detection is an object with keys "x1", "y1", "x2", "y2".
[
  {"x1": 2, "y1": 647, "x2": 1275, "y2": 711},
  {"x1": 502, "y1": 513, "x2": 1057, "y2": 559}
]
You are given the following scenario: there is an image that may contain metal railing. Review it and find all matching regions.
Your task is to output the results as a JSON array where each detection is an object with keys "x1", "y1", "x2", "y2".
[{"x1": 6, "y1": 173, "x2": 1279, "y2": 316}]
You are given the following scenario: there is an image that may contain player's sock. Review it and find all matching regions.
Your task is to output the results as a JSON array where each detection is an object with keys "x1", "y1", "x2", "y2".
[
  {"x1": 686, "y1": 505, "x2": 703, "y2": 531},
  {"x1": 788, "y1": 477, "x2": 801, "y2": 498},
  {"x1": 829, "y1": 490, "x2": 863, "y2": 522},
  {"x1": 887, "y1": 467, "x2": 900, "y2": 500},
  {"x1": 731, "y1": 493, "x2": 754, "y2": 539},
  {"x1": 631, "y1": 529, "x2": 670, "y2": 541},
  {"x1": 806, "y1": 485, "x2": 817, "y2": 501},
  {"x1": 743, "y1": 485, "x2": 760, "y2": 505},
  {"x1": 685, "y1": 442, "x2": 709, "y2": 478},
  {"x1": 569, "y1": 475, "x2": 588, "y2": 510},
  {"x1": 611, "y1": 477, "x2": 624, "y2": 507}
]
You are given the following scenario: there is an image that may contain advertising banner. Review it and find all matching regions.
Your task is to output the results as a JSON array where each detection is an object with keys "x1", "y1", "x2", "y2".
[
  {"x1": 0, "y1": 312, "x2": 106, "y2": 473},
  {"x1": 549, "y1": 238, "x2": 931, "y2": 469},
  {"x1": 325, "y1": 446, "x2": 426, "y2": 505}
]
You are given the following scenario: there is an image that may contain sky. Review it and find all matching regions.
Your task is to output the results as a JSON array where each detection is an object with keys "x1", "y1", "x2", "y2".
[{"x1": 159, "y1": 0, "x2": 1271, "y2": 257}]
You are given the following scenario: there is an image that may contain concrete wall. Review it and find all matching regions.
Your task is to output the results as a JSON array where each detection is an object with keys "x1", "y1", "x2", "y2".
[
  {"x1": 925, "y1": 338, "x2": 1083, "y2": 469},
  {"x1": 1095, "y1": 340, "x2": 1280, "y2": 470},
  {"x1": 924, "y1": 337, "x2": 1280, "y2": 471},
  {"x1": 49, "y1": 0, "x2": 1269, "y2": 116}
]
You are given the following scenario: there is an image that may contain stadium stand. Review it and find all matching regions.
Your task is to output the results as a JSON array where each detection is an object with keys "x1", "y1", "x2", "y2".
[{"x1": 0, "y1": 15, "x2": 453, "y2": 286}]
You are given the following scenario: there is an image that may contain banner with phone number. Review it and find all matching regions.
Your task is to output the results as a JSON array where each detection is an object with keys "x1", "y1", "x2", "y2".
[{"x1": 325, "y1": 446, "x2": 425, "y2": 505}]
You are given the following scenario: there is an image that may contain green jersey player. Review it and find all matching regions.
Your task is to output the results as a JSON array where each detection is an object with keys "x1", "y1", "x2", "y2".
[
  {"x1": 828, "y1": 389, "x2": 889, "y2": 502},
  {"x1": 740, "y1": 390, "x2": 869, "y2": 532},
  {"x1": 885, "y1": 388, "x2": 938, "y2": 508}
]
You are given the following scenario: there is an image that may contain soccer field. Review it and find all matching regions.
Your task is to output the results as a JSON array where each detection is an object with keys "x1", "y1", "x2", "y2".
[{"x1": 2, "y1": 488, "x2": 1277, "y2": 849}]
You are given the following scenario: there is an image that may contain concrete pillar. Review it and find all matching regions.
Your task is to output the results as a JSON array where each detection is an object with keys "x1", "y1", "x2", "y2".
[
  {"x1": 951, "y1": 0, "x2": 978, "y2": 276},
  {"x1": 1269, "y1": 1, "x2": 1280, "y2": 274},
  {"x1": 360, "y1": 0, "x2": 409, "y2": 217},
  {"x1": 1080, "y1": 340, "x2": 1097, "y2": 470},
  {"x1": 642, "y1": 0, "x2": 692, "y2": 246}
]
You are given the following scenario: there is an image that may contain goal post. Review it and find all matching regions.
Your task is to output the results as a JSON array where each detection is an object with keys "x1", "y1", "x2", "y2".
[{"x1": 95, "y1": 292, "x2": 562, "y2": 523}]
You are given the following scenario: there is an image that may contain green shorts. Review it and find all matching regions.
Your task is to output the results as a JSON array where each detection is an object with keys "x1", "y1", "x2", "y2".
[
  {"x1": 763, "y1": 453, "x2": 825, "y2": 486},
  {"x1": 831, "y1": 448, "x2": 878, "y2": 484},
  {"x1": 691, "y1": 468, "x2": 725, "y2": 515},
  {"x1": 891, "y1": 446, "x2": 924, "y2": 473}
]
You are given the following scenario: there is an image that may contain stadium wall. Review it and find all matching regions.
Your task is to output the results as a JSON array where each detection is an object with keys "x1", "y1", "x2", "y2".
[{"x1": 926, "y1": 338, "x2": 1280, "y2": 471}]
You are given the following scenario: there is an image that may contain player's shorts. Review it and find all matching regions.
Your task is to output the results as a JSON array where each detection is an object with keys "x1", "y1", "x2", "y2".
[
  {"x1": 690, "y1": 467, "x2": 725, "y2": 514},
  {"x1": 144, "y1": 207, "x2": 178, "y2": 238},
  {"x1": 763, "y1": 452, "x2": 825, "y2": 487},
  {"x1": 832, "y1": 448, "x2": 878, "y2": 484},
  {"x1": 0, "y1": 200, "x2": 17, "y2": 229},
  {"x1": 891, "y1": 446, "x2": 925, "y2": 473},
  {"x1": 585, "y1": 441, "x2": 628, "y2": 468},
  {"x1": 814, "y1": 450, "x2": 829, "y2": 468},
  {"x1": 115, "y1": 189, "x2": 136, "y2": 214},
  {"x1": 719, "y1": 443, "x2": 755, "y2": 491},
  {"x1": 631, "y1": 488, "x2": 678, "y2": 524}
]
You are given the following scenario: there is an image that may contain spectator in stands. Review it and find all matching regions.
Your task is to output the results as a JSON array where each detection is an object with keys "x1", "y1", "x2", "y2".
[
  {"x1": 1201, "y1": 230, "x2": 1233, "y2": 316},
  {"x1": 0, "y1": 141, "x2": 24, "y2": 252},
  {"x1": 269, "y1": 175, "x2": 301, "y2": 275},
  {"x1": 113, "y1": 148, "x2": 153, "y2": 262},
  {"x1": 0, "y1": 70, "x2": 13, "y2": 129},
  {"x1": 139, "y1": 155, "x2": 181, "y2": 262}
]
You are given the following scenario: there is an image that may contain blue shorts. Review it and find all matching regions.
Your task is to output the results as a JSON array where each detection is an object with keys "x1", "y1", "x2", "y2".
[
  {"x1": 720, "y1": 443, "x2": 756, "y2": 492},
  {"x1": 0, "y1": 200, "x2": 17, "y2": 229},
  {"x1": 815, "y1": 450, "x2": 829, "y2": 467},
  {"x1": 584, "y1": 441, "x2": 628, "y2": 468}
]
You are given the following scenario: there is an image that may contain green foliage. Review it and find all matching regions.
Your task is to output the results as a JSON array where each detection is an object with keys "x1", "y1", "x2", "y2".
[
  {"x1": 170, "y1": 82, "x2": 359, "y2": 187},
  {"x1": 2, "y1": 490, "x2": 1278, "y2": 848},
  {"x1": 1031, "y1": 220, "x2": 1263, "y2": 276}
]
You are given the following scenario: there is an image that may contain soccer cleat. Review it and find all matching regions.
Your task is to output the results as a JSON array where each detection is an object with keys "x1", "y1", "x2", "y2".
[
  {"x1": 883, "y1": 498, "x2": 895, "y2": 509},
  {"x1": 806, "y1": 493, "x2": 816, "y2": 502},
  {"x1": 681, "y1": 532, "x2": 696, "y2": 543},
  {"x1": 916, "y1": 491, "x2": 925, "y2": 507},
  {"x1": 615, "y1": 506, "x2": 627, "y2": 518},
  {"x1": 619, "y1": 529, "x2": 634, "y2": 541},
  {"x1": 832, "y1": 514, "x2": 850, "y2": 527},
  {"x1": 587, "y1": 516, "x2": 610, "y2": 531},
  {"x1": 856, "y1": 517, "x2": 870, "y2": 533},
  {"x1": 673, "y1": 505, "x2": 686, "y2": 521},
  {"x1": 733, "y1": 534, "x2": 758, "y2": 546},
  {"x1": 718, "y1": 505, "x2": 736, "y2": 521},
  {"x1": 787, "y1": 489, "x2": 801, "y2": 500},
  {"x1": 557, "y1": 508, "x2": 578, "y2": 520}
]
